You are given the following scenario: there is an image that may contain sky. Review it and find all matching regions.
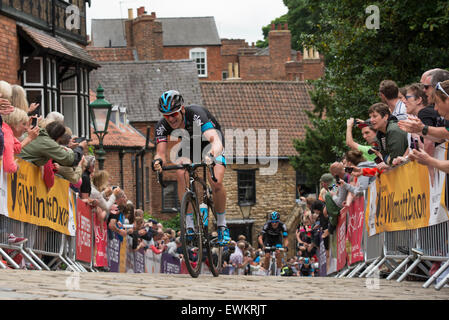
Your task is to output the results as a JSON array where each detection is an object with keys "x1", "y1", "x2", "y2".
[{"x1": 86, "y1": 0, "x2": 288, "y2": 45}]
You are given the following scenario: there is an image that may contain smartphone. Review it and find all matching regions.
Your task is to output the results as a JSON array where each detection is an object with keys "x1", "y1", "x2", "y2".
[
  {"x1": 344, "y1": 167, "x2": 354, "y2": 173},
  {"x1": 374, "y1": 156, "x2": 383, "y2": 164},
  {"x1": 31, "y1": 117, "x2": 38, "y2": 128},
  {"x1": 74, "y1": 137, "x2": 86, "y2": 143},
  {"x1": 414, "y1": 138, "x2": 420, "y2": 151}
]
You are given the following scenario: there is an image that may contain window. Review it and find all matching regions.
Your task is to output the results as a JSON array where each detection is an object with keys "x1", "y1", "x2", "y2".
[
  {"x1": 61, "y1": 95, "x2": 78, "y2": 134},
  {"x1": 189, "y1": 48, "x2": 207, "y2": 77},
  {"x1": 222, "y1": 71, "x2": 228, "y2": 80},
  {"x1": 162, "y1": 181, "x2": 180, "y2": 212},
  {"x1": 237, "y1": 170, "x2": 256, "y2": 206}
]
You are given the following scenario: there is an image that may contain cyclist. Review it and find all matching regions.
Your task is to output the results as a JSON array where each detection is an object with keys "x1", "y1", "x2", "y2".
[
  {"x1": 258, "y1": 211, "x2": 289, "y2": 272},
  {"x1": 152, "y1": 90, "x2": 230, "y2": 245}
]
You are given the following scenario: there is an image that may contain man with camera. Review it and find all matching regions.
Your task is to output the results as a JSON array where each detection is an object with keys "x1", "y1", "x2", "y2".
[{"x1": 346, "y1": 117, "x2": 378, "y2": 162}]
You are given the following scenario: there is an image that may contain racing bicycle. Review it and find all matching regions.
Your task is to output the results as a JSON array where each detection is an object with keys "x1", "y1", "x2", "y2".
[{"x1": 157, "y1": 162, "x2": 223, "y2": 278}]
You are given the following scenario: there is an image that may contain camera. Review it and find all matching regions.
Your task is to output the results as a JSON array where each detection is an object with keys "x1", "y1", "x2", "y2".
[
  {"x1": 111, "y1": 185, "x2": 118, "y2": 190},
  {"x1": 374, "y1": 156, "x2": 383, "y2": 164},
  {"x1": 334, "y1": 175, "x2": 340, "y2": 184},
  {"x1": 344, "y1": 167, "x2": 354, "y2": 173}
]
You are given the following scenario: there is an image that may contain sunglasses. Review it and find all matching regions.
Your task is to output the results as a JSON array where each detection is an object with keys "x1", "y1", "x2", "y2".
[
  {"x1": 436, "y1": 82, "x2": 449, "y2": 98},
  {"x1": 163, "y1": 110, "x2": 181, "y2": 119},
  {"x1": 423, "y1": 84, "x2": 431, "y2": 90},
  {"x1": 405, "y1": 95, "x2": 415, "y2": 100}
]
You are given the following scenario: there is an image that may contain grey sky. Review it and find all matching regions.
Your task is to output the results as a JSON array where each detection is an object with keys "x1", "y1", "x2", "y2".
[{"x1": 86, "y1": 0, "x2": 288, "y2": 45}]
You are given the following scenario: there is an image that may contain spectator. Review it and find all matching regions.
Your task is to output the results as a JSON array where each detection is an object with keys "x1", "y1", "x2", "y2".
[
  {"x1": 10, "y1": 84, "x2": 39, "y2": 115},
  {"x1": 0, "y1": 81, "x2": 15, "y2": 164},
  {"x1": 19, "y1": 120, "x2": 86, "y2": 167},
  {"x1": 90, "y1": 170, "x2": 123, "y2": 221},
  {"x1": 80, "y1": 155, "x2": 96, "y2": 199},
  {"x1": 369, "y1": 102, "x2": 409, "y2": 167},
  {"x1": 379, "y1": 80, "x2": 408, "y2": 120},
  {"x1": 222, "y1": 242, "x2": 236, "y2": 267},
  {"x1": 409, "y1": 80, "x2": 449, "y2": 173},
  {"x1": 321, "y1": 167, "x2": 350, "y2": 235},
  {"x1": 2, "y1": 108, "x2": 39, "y2": 173},
  {"x1": 398, "y1": 86, "x2": 407, "y2": 104},
  {"x1": 399, "y1": 69, "x2": 449, "y2": 142},
  {"x1": 166, "y1": 237, "x2": 183, "y2": 259},
  {"x1": 346, "y1": 118, "x2": 378, "y2": 162},
  {"x1": 339, "y1": 150, "x2": 377, "y2": 196},
  {"x1": 318, "y1": 173, "x2": 334, "y2": 202},
  {"x1": 38, "y1": 111, "x2": 64, "y2": 129}
]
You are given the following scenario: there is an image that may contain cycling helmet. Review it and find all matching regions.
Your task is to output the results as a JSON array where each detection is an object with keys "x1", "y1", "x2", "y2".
[
  {"x1": 270, "y1": 211, "x2": 280, "y2": 222},
  {"x1": 158, "y1": 90, "x2": 184, "y2": 114}
]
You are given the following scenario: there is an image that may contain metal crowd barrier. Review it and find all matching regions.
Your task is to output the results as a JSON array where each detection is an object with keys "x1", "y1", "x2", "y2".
[
  {"x1": 341, "y1": 219, "x2": 449, "y2": 291},
  {"x1": 0, "y1": 215, "x2": 84, "y2": 272}
]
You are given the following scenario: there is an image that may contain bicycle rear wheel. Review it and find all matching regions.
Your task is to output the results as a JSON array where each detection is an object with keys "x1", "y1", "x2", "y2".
[
  {"x1": 204, "y1": 205, "x2": 222, "y2": 277},
  {"x1": 180, "y1": 191, "x2": 203, "y2": 278}
]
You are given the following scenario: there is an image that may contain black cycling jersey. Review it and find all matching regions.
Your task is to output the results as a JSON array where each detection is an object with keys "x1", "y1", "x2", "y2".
[
  {"x1": 261, "y1": 221, "x2": 288, "y2": 238},
  {"x1": 155, "y1": 104, "x2": 223, "y2": 145}
]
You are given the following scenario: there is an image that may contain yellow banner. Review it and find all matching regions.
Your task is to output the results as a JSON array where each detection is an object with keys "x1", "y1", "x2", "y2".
[
  {"x1": 6, "y1": 158, "x2": 72, "y2": 235},
  {"x1": 366, "y1": 161, "x2": 431, "y2": 235}
]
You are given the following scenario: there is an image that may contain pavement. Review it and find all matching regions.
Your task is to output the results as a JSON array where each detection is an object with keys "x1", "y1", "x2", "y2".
[{"x1": 0, "y1": 269, "x2": 448, "y2": 300}]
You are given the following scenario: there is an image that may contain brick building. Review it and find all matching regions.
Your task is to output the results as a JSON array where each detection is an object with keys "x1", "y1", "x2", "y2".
[
  {"x1": 89, "y1": 7, "x2": 324, "y2": 82},
  {"x1": 222, "y1": 23, "x2": 324, "y2": 81},
  {"x1": 89, "y1": 8, "x2": 222, "y2": 80},
  {"x1": 0, "y1": 0, "x2": 99, "y2": 138}
]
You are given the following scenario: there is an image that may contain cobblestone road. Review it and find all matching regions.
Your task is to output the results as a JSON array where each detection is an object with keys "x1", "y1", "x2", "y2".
[{"x1": 0, "y1": 270, "x2": 447, "y2": 300}]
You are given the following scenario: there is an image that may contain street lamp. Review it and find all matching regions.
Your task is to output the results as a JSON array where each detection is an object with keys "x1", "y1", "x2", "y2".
[
  {"x1": 89, "y1": 84, "x2": 112, "y2": 170},
  {"x1": 239, "y1": 204, "x2": 252, "y2": 220}
]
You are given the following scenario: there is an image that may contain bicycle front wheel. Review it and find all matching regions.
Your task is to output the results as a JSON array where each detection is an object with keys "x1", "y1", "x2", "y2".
[{"x1": 180, "y1": 191, "x2": 203, "y2": 278}]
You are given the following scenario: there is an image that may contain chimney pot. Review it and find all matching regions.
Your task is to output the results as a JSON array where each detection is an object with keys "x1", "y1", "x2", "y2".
[
  {"x1": 271, "y1": 23, "x2": 275, "y2": 30},
  {"x1": 151, "y1": 12, "x2": 156, "y2": 18},
  {"x1": 137, "y1": 6, "x2": 145, "y2": 17},
  {"x1": 284, "y1": 23, "x2": 288, "y2": 30},
  {"x1": 128, "y1": 8, "x2": 133, "y2": 20}
]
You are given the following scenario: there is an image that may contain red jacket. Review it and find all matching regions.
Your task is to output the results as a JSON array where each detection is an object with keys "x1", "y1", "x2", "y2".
[{"x1": 2, "y1": 123, "x2": 21, "y2": 173}]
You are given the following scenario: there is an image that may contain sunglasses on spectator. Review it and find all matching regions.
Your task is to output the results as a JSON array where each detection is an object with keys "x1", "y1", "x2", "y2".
[
  {"x1": 163, "y1": 110, "x2": 181, "y2": 119},
  {"x1": 405, "y1": 95, "x2": 415, "y2": 100},
  {"x1": 436, "y1": 82, "x2": 449, "y2": 98},
  {"x1": 423, "y1": 84, "x2": 431, "y2": 90}
]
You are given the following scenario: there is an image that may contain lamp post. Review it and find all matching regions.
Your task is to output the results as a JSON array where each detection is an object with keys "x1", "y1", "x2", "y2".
[{"x1": 89, "y1": 84, "x2": 112, "y2": 170}]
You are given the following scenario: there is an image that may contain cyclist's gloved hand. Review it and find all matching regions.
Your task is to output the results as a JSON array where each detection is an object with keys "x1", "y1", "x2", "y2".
[
  {"x1": 276, "y1": 244, "x2": 283, "y2": 249},
  {"x1": 204, "y1": 153, "x2": 214, "y2": 166},
  {"x1": 152, "y1": 158, "x2": 163, "y2": 172}
]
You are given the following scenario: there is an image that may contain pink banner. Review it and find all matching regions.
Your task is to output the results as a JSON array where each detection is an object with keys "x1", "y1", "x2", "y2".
[
  {"x1": 93, "y1": 208, "x2": 108, "y2": 267},
  {"x1": 76, "y1": 199, "x2": 92, "y2": 263},
  {"x1": 336, "y1": 207, "x2": 347, "y2": 271},
  {"x1": 346, "y1": 197, "x2": 365, "y2": 265}
]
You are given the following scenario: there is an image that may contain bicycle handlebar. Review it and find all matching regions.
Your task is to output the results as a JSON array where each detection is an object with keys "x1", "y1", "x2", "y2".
[{"x1": 157, "y1": 162, "x2": 217, "y2": 188}]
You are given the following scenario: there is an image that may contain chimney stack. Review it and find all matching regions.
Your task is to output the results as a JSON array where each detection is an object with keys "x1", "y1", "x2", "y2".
[
  {"x1": 269, "y1": 21, "x2": 292, "y2": 80},
  {"x1": 137, "y1": 6, "x2": 146, "y2": 17}
]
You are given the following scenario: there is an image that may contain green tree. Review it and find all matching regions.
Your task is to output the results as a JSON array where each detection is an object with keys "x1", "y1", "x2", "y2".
[
  {"x1": 289, "y1": 0, "x2": 449, "y2": 183},
  {"x1": 256, "y1": 0, "x2": 320, "y2": 50}
]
